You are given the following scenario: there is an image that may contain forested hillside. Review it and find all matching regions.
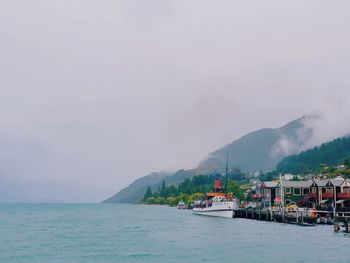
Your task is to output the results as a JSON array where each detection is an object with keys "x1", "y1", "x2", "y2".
[
  {"x1": 276, "y1": 137, "x2": 350, "y2": 174},
  {"x1": 142, "y1": 172, "x2": 246, "y2": 206}
]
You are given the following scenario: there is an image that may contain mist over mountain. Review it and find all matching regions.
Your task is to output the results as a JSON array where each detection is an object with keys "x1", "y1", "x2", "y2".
[
  {"x1": 104, "y1": 115, "x2": 320, "y2": 203},
  {"x1": 200, "y1": 116, "x2": 315, "y2": 171},
  {"x1": 276, "y1": 137, "x2": 350, "y2": 174}
]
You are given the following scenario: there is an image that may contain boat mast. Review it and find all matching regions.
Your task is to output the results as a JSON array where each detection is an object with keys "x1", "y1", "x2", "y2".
[
  {"x1": 225, "y1": 152, "x2": 228, "y2": 195},
  {"x1": 280, "y1": 173, "x2": 285, "y2": 222}
]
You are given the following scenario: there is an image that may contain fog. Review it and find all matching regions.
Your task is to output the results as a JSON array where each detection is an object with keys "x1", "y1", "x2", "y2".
[{"x1": 0, "y1": 0, "x2": 350, "y2": 202}]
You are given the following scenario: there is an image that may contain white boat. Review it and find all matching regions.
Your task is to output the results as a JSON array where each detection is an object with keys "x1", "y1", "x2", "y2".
[
  {"x1": 177, "y1": 200, "x2": 186, "y2": 209},
  {"x1": 192, "y1": 180, "x2": 239, "y2": 218}
]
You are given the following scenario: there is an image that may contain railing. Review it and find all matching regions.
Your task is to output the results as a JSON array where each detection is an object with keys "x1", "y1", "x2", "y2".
[
  {"x1": 321, "y1": 193, "x2": 334, "y2": 199},
  {"x1": 308, "y1": 193, "x2": 317, "y2": 199},
  {"x1": 337, "y1": 192, "x2": 350, "y2": 199}
]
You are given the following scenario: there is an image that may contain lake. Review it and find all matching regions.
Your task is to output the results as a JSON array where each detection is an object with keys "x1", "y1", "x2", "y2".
[{"x1": 0, "y1": 203, "x2": 349, "y2": 262}]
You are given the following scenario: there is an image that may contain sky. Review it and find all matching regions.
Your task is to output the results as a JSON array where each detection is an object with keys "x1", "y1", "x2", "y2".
[{"x1": 0, "y1": 0, "x2": 350, "y2": 202}]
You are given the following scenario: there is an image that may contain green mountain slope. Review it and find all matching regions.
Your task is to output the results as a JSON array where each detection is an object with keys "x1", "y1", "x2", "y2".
[
  {"x1": 102, "y1": 168, "x2": 211, "y2": 204},
  {"x1": 276, "y1": 137, "x2": 350, "y2": 174},
  {"x1": 102, "y1": 171, "x2": 172, "y2": 203}
]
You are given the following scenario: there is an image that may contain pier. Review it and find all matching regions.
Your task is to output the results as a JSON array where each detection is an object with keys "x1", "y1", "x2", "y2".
[
  {"x1": 333, "y1": 211, "x2": 350, "y2": 232},
  {"x1": 241, "y1": 176, "x2": 350, "y2": 230},
  {"x1": 234, "y1": 208, "x2": 319, "y2": 226}
]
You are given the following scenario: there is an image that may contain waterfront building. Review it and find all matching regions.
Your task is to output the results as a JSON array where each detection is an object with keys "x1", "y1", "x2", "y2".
[
  {"x1": 250, "y1": 181, "x2": 280, "y2": 207},
  {"x1": 336, "y1": 179, "x2": 350, "y2": 209},
  {"x1": 282, "y1": 180, "x2": 313, "y2": 206},
  {"x1": 250, "y1": 182, "x2": 264, "y2": 203},
  {"x1": 261, "y1": 181, "x2": 280, "y2": 207},
  {"x1": 309, "y1": 177, "x2": 350, "y2": 209},
  {"x1": 250, "y1": 176, "x2": 350, "y2": 210},
  {"x1": 310, "y1": 179, "x2": 328, "y2": 207}
]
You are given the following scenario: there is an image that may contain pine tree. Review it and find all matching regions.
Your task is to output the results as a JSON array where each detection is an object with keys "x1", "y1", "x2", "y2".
[
  {"x1": 143, "y1": 186, "x2": 153, "y2": 200},
  {"x1": 160, "y1": 180, "x2": 167, "y2": 198},
  {"x1": 344, "y1": 158, "x2": 350, "y2": 168}
]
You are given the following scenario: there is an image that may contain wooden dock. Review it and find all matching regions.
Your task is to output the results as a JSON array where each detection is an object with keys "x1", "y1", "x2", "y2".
[
  {"x1": 333, "y1": 212, "x2": 350, "y2": 232},
  {"x1": 234, "y1": 208, "x2": 317, "y2": 226}
]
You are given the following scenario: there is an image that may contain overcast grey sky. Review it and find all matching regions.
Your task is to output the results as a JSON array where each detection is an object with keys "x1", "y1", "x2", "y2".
[{"x1": 1, "y1": 0, "x2": 350, "y2": 202}]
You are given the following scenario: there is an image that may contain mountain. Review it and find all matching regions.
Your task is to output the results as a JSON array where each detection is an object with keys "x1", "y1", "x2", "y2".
[
  {"x1": 102, "y1": 171, "x2": 172, "y2": 204},
  {"x1": 200, "y1": 115, "x2": 314, "y2": 171},
  {"x1": 103, "y1": 115, "x2": 316, "y2": 203},
  {"x1": 104, "y1": 116, "x2": 317, "y2": 203},
  {"x1": 276, "y1": 137, "x2": 350, "y2": 174},
  {"x1": 103, "y1": 116, "x2": 315, "y2": 203},
  {"x1": 102, "y1": 168, "x2": 212, "y2": 204}
]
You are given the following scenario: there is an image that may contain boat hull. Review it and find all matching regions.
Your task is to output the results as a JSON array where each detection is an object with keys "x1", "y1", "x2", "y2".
[{"x1": 192, "y1": 208, "x2": 234, "y2": 218}]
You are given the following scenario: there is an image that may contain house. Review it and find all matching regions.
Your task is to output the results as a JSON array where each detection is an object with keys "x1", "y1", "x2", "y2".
[
  {"x1": 281, "y1": 180, "x2": 313, "y2": 206},
  {"x1": 261, "y1": 181, "x2": 280, "y2": 207},
  {"x1": 317, "y1": 177, "x2": 350, "y2": 209},
  {"x1": 250, "y1": 176, "x2": 350, "y2": 210},
  {"x1": 250, "y1": 182, "x2": 264, "y2": 202},
  {"x1": 309, "y1": 177, "x2": 350, "y2": 209},
  {"x1": 250, "y1": 181, "x2": 279, "y2": 207},
  {"x1": 336, "y1": 179, "x2": 350, "y2": 209},
  {"x1": 310, "y1": 179, "x2": 329, "y2": 207}
]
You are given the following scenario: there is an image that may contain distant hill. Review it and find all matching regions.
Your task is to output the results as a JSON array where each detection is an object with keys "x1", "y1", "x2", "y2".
[
  {"x1": 102, "y1": 168, "x2": 211, "y2": 204},
  {"x1": 276, "y1": 137, "x2": 350, "y2": 174},
  {"x1": 102, "y1": 171, "x2": 172, "y2": 204},
  {"x1": 103, "y1": 115, "x2": 317, "y2": 204},
  {"x1": 200, "y1": 116, "x2": 314, "y2": 171}
]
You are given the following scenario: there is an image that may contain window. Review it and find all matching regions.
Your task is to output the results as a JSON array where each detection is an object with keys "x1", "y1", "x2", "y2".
[
  {"x1": 326, "y1": 187, "x2": 333, "y2": 193},
  {"x1": 322, "y1": 187, "x2": 326, "y2": 193},
  {"x1": 343, "y1": 187, "x2": 350, "y2": 193},
  {"x1": 276, "y1": 188, "x2": 281, "y2": 195},
  {"x1": 285, "y1": 187, "x2": 291, "y2": 194},
  {"x1": 311, "y1": 187, "x2": 317, "y2": 194},
  {"x1": 303, "y1": 188, "x2": 309, "y2": 195},
  {"x1": 294, "y1": 188, "x2": 301, "y2": 195}
]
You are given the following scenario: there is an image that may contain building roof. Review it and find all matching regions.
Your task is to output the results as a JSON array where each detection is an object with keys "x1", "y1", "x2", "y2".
[
  {"x1": 281, "y1": 180, "x2": 313, "y2": 188},
  {"x1": 262, "y1": 181, "x2": 279, "y2": 188},
  {"x1": 329, "y1": 178, "x2": 345, "y2": 187},
  {"x1": 311, "y1": 177, "x2": 347, "y2": 187},
  {"x1": 313, "y1": 179, "x2": 329, "y2": 187}
]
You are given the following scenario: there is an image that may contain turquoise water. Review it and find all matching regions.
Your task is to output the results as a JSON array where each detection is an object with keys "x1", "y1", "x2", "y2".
[{"x1": 0, "y1": 204, "x2": 349, "y2": 263}]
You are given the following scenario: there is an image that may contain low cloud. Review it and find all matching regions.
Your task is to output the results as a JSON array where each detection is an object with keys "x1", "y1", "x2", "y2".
[
  {"x1": 270, "y1": 101, "x2": 350, "y2": 161},
  {"x1": 1, "y1": 0, "x2": 350, "y2": 201}
]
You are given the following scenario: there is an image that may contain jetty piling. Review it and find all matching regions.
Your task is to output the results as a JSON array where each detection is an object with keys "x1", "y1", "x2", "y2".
[
  {"x1": 234, "y1": 207, "x2": 318, "y2": 226},
  {"x1": 334, "y1": 211, "x2": 350, "y2": 233}
]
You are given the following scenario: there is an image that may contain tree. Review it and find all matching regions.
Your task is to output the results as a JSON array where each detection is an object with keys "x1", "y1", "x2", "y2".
[
  {"x1": 160, "y1": 180, "x2": 167, "y2": 198},
  {"x1": 227, "y1": 181, "x2": 245, "y2": 201},
  {"x1": 291, "y1": 175, "x2": 300, "y2": 181},
  {"x1": 145, "y1": 197, "x2": 156, "y2": 204},
  {"x1": 167, "y1": 197, "x2": 178, "y2": 206},
  {"x1": 344, "y1": 158, "x2": 350, "y2": 168},
  {"x1": 143, "y1": 186, "x2": 153, "y2": 201},
  {"x1": 187, "y1": 193, "x2": 206, "y2": 205},
  {"x1": 320, "y1": 164, "x2": 330, "y2": 174},
  {"x1": 229, "y1": 167, "x2": 245, "y2": 181},
  {"x1": 167, "y1": 184, "x2": 177, "y2": 197}
]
